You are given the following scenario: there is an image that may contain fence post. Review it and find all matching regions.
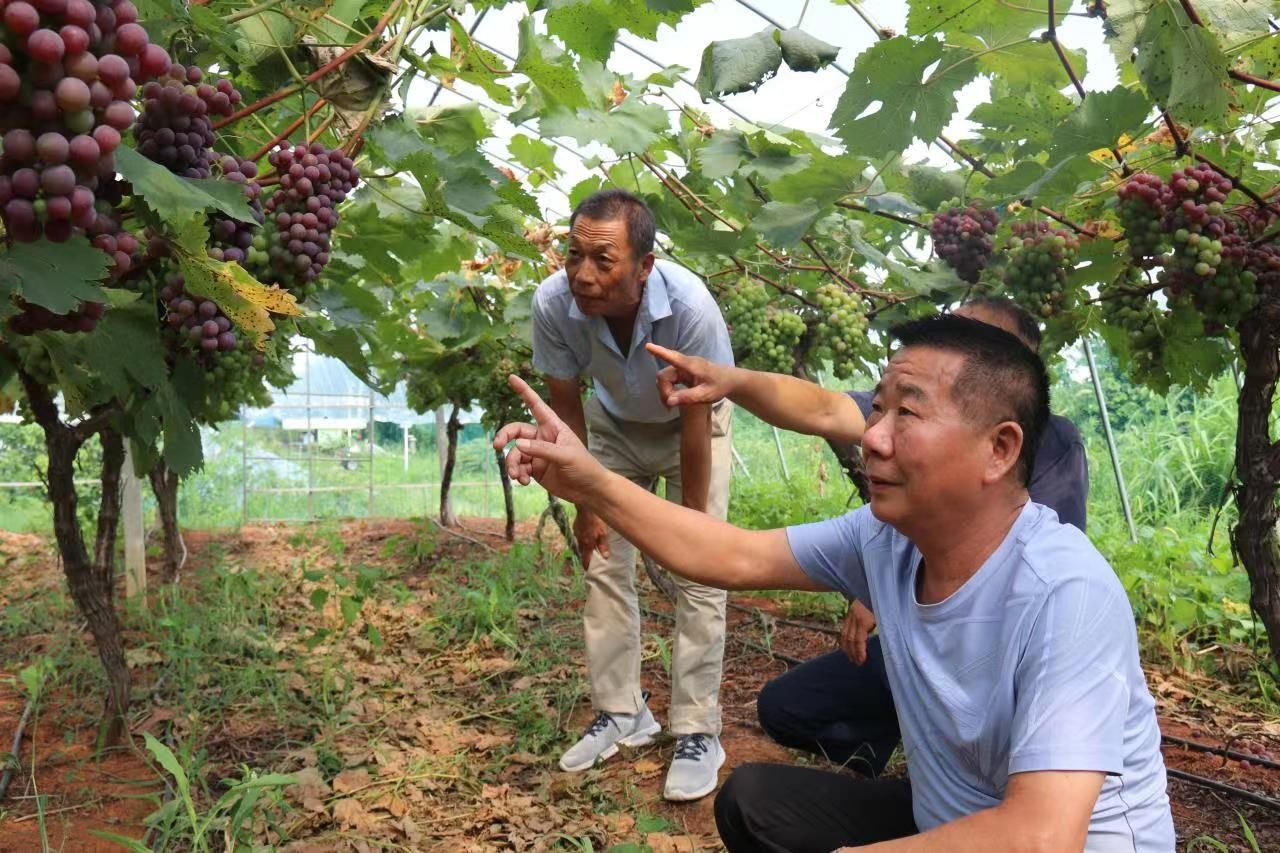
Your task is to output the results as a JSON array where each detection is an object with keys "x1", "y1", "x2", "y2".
[
  {"x1": 368, "y1": 385, "x2": 375, "y2": 518},
  {"x1": 121, "y1": 443, "x2": 146, "y2": 602},
  {"x1": 435, "y1": 406, "x2": 453, "y2": 523},
  {"x1": 1082, "y1": 337, "x2": 1137, "y2": 542},
  {"x1": 241, "y1": 405, "x2": 248, "y2": 525}
]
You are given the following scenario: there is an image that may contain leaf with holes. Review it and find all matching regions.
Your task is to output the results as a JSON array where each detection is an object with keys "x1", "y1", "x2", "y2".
[{"x1": 1134, "y1": 2, "x2": 1235, "y2": 129}]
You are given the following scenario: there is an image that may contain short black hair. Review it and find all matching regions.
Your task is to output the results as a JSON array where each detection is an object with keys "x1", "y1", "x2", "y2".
[
  {"x1": 569, "y1": 189, "x2": 656, "y2": 259},
  {"x1": 959, "y1": 297, "x2": 1042, "y2": 351},
  {"x1": 889, "y1": 314, "x2": 1050, "y2": 487}
]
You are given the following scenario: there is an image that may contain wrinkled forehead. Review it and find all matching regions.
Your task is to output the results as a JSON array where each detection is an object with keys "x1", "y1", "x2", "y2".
[{"x1": 570, "y1": 216, "x2": 630, "y2": 251}]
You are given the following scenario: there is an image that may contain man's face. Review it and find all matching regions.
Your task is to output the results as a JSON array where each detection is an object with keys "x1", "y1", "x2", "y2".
[
  {"x1": 860, "y1": 347, "x2": 992, "y2": 532},
  {"x1": 564, "y1": 216, "x2": 653, "y2": 318}
]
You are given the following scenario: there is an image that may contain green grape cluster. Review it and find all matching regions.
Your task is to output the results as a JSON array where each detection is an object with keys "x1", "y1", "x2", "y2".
[
  {"x1": 1102, "y1": 268, "x2": 1164, "y2": 357},
  {"x1": 1001, "y1": 222, "x2": 1081, "y2": 318},
  {"x1": 809, "y1": 283, "x2": 868, "y2": 379},
  {"x1": 477, "y1": 351, "x2": 534, "y2": 430},
  {"x1": 721, "y1": 278, "x2": 804, "y2": 374},
  {"x1": 199, "y1": 335, "x2": 293, "y2": 423}
]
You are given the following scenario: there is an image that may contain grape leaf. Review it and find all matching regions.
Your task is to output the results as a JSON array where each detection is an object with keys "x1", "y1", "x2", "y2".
[
  {"x1": 904, "y1": 165, "x2": 966, "y2": 210},
  {"x1": 1134, "y1": 2, "x2": 1236, "y2": 128},
  {"x1": 516, "y1": 15, "x2": 589, "y2": 109},
  {"x1": 972, "y1": 87, "x2": 1074, "y2": 148},
  {"x1": 117, "y1": 146, "x2": 256, "y2": 226},
  {"x1": 694, "y1": 130, "x2": 751, "y2": 180},
  {"x1": 751, "y1": 200, "x2": 822, "y2": 247},
  {"x1": 694, "y1": 28, "x2": 783, "y2": 100},
  {"x1": 907, "y1": 0, "x2": 1060, "y2": 44},
  {"x1": 0, "y1": 236, "x2": 110, "y2": 314},
  {"x1": 766, "y1": 152, "x2": 866, "y2": 206},
  {"x1": 508, "y1": 134, "x2": 561, "y2": 179},
  {"x1": 411, "y1": 103, "x2": 492, "y2": 154},
  {"x1": 977, "y1": 40, "x2": 1086, "y2": 88},
  {"x1": 778, "y1": 28, "x2": 839, "y2": 73},
  {"x1": 539, "y1": 98, "x2": 671, "y2": 155},
  {"x1": 170, "y1": 218, "x2": 300, "y2": 350},
  {"x1": 544, "y1": 0, "x2": 673, "y2": 62},
  {"x1": 1048, "y1": 86, "x2": 1152, "y2": 159},
  {"x1": 830, "y1": 37, "x2": 977, "y2": 157}
]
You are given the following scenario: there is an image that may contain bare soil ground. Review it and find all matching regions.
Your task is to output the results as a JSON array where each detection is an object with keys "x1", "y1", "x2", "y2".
[{"x1": 1, "y1": 520, "x2": 1278, "y2": 851}]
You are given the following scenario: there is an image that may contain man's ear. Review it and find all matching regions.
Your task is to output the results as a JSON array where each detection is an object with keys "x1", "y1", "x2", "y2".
[
  {"x1": 986, "y1": 421, "x2": 1024, "y2": 486},
  {"x1": 638, "y1": 251, "x2": 655, "y2": 279}
]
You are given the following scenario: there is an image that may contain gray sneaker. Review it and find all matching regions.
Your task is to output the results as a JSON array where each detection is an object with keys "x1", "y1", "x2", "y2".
[
  {"x1": 559, "y1": 703, "x2": 661, "y2": 772},
  {"x1": 663, "y1": 733, "x2": 725, "y2": 801}
]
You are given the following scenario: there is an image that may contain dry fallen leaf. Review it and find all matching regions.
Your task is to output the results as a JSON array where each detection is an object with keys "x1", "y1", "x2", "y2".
[
  {"x1": 332, "y1": 797, "x2": 376, "y2": 832},
  {"x1": 332, "y1": 768, "x2": 372, "y2": 794}
]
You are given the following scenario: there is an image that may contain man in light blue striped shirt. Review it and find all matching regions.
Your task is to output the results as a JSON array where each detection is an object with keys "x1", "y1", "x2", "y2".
[{"x1": 531, "y1": 189, "x2": 735, "y2": 801}]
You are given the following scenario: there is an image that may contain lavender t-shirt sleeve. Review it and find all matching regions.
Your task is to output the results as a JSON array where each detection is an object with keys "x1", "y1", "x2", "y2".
[{"x1": 784, "y1": 508, "x2": 872, "y2": 606}]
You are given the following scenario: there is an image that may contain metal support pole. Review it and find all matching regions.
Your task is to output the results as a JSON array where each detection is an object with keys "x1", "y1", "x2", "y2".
[
  {"x1": 368, "y1": 385, "x2": 375, "y2": 518},
  {"x1": 403, "y1": 424, "x2": 410, "y2": 473},
  {"x1": 121, "y1": 443, "x2": 146, "y2": 602},
  {"x1": 731, "y1": 443, "x2": 752, "y2": 479},
  {"x1": 1082, "y1": 338, "x2": 1137, "y2": 542},
  {"x1": 772, "y1": 426, "x2": 790, "y2": 481},
  {"x1": 306, "y1": 343, "x2": 314, "y2": 521},
  {"x1": 241, "y1": 405, "x2": 248, "y2": 525}
]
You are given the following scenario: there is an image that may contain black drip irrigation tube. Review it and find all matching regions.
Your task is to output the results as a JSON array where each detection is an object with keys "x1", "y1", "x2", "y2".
[{"x1": 648, "y1": 599, "x2": 1280, "y2": 813}]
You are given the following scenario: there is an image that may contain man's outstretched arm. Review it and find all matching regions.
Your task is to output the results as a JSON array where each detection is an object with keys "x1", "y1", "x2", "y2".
[
  {"x1": 647, "y1": 343, "x2": 865, "y2": 444},
  {"x1": 494, "y1": 376, "x2": 828, "y2": 593}
]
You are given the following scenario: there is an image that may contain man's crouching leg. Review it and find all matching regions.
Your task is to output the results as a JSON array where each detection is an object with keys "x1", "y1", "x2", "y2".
[{"x1": 714, "y1": 763, "x2": 917, "y2": 853}]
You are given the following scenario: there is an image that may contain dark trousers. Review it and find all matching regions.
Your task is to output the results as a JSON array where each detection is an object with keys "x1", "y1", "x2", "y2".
[
  {"x1": 714, "y1": 763, "x2": 917, "y2": 852},
  {"x1": 756, "y1": 637, "x2": 901, "y2": 776}
]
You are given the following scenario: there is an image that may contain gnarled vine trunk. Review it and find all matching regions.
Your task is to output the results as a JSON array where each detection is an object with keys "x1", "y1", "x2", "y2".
[
  {"x1": 1232, "y1": 297, "x2": 1280, "y2": 665},
  {"x1": 148, "y1": 460, "x2": 181, "y2": 583},
  {"x1": 16, "y1": 370, "x2": 129, "y2": 743},
  {"x1": 439, "y1": 405, "x2": 461, "y2": 527},
  {"x1": 494, "y1": 446, "x2": 515, "y2": 541}
]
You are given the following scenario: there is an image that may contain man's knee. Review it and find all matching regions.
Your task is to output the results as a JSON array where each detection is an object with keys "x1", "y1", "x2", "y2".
[
  {"x1": 714, "y1": 763, "x2": 774, "y2": 849},
  {"x1": 755, "y1": 674, "x2": 791, "y2": 742}
]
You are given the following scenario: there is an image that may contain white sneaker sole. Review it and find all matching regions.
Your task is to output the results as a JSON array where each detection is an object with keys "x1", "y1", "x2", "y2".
[
  {"x1": 558, "y1": 720, "x2": 663, "y2": 772},
  {"x1": 663, "y1": 745, "x2": 727, "y2": 802}
]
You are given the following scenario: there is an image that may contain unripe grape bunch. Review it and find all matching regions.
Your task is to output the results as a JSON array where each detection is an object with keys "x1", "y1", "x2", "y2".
[
  {"x1": 720, "y1": 277, "x2": 805, "y2": 375},
  {"x1": 1001, "y1": 221, "x2": 1080, "y2": 318},
  {"x1": 1116, "y1": 172, "x2": 1172, "y2": 264},
  {"x1": 809, "y1": 283, "x2": 868, "y2": 379},
  {"x1": 930, "y1": 202, "x2": 999, "y2": 283}
]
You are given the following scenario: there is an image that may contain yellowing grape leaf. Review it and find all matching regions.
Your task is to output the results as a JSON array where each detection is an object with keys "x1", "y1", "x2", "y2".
[{"x1": 171, "y1": 217, "x2": 302, "y2": 351}]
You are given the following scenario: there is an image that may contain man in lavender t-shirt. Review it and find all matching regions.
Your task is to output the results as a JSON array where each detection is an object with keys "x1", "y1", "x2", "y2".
[{"x1": 494, "y1": 314, "x2": 1172, "y2": 851}]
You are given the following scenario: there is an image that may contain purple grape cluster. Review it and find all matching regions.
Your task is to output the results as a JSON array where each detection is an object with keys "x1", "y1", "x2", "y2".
[
  {"x1": 0, "y1": 0, "x2": 169, "y2": 245},
  {"x1": 931, "y1": 203, "x2": 998, "y2": 283},
  {"x1": 1117, "y1": 172, "x2": 1173, "y2": 264},
  {"x1": 260, "y1": 142, "x2": 359, "y2": 292},
  {"x1": 160, "y1": 270, "x2": 237, "y2": 353},
  {"x1": 133, "y1": 64, "x2": 240, "y2": 178},
  {"x1": 207, "y1": 154, "x2": 263, "y2": 265}
]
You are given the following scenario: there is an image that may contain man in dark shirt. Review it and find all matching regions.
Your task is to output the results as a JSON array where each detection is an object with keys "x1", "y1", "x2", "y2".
[{"x1": 649, "y1": 297, "x2": 1089, "y2": 774}]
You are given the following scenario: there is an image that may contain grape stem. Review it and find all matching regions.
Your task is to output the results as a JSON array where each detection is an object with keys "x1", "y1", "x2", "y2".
[
  {"x1": 834, "y1": 199, "x2": 926, "y2": 230},
  {"x1": 1047, "y1": 0, "x2": 1131, "y2": 175},
  {"x1": 249, "y1": 98, "x2": 327, "y2": 161},
  {"x1": 224, "y1": 0, "x2": 289, "y2": 26}
]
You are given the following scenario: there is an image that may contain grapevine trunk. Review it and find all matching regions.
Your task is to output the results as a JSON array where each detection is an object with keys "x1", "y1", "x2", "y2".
[
  {"x1": 495, "y1": 446, "x2": 515, "y2": 542},
  {"x1": 1232, "y1": 300, "x2": 1280, "y2": 665},
  {"x1": 149, "y1": 461, "x2": 182, "y2": 583},
  {"x1": 439, "y1": 405, "x2": 461, "y2": 527}
]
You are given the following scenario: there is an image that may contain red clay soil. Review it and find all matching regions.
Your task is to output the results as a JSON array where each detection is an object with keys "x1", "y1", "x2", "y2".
[{"x1": 2, "y1": 520, "x2": 1279, "y2": 851}]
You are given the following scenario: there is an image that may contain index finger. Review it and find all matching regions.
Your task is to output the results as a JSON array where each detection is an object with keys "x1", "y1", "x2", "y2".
[
  {"x1": 507, "y1": 375, "x2": 556, "y2": 425},
  {"x1": 645, "y1": 342, "x2": 687, "y2": 368}
]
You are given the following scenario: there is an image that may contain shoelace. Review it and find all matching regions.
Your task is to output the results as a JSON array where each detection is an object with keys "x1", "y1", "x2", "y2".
[
  {"x1": 582, "y1": 711, "x2": 618, "y2": 739},
  {"x1": 673, "y1": 734, "x2": 710, "y2": 761}
]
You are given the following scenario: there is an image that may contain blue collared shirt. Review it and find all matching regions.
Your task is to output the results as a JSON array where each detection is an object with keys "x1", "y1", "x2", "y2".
[{"x1": 531, "y1": 259, "x2": 733, "y2": 423}]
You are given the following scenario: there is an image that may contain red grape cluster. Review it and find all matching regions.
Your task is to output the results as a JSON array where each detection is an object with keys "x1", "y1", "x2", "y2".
[
  {"x1": 1155, "y1": 166, "x2": 1256, "y2": 330},
  {"x1": 207, "y1": 154, "x2": 263, "y2": 265},
  {"x1": 1116, "y1": 172, "x2": 1172, "y2": 264},
  {"x1": 133, "y1": 64, "x2": 239, "y2": 179},
  {"x1": 260, "y1": 142, "x2": 359, "y2": 292},
  {"x1": 159, "y1": 270, "x2": 237, "y2": 353},
  {"x1": 930, "y1": 203, "x2": 998, "y2": 283},
  {"x1": 1001, "y1": 221, "x2": 1081, "y2": 318},
  {"x1": 0, "y1": 0, "x2": 169, "y2": 242}
]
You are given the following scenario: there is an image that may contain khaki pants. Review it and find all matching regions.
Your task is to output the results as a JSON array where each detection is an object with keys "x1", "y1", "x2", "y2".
[{"x1": 583, "y1": 395, "x2": 732, "y2": 736}]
